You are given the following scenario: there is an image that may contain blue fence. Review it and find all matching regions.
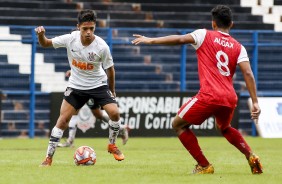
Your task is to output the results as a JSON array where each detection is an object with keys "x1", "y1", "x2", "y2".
[{"x1": 1, "y1": 26, "x2": 282, "y2": 138}]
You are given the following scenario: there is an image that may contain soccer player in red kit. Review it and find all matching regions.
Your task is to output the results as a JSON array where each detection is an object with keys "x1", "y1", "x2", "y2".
[{"x1": 132, "y1": 5, "x2": 262, "y2": 174}]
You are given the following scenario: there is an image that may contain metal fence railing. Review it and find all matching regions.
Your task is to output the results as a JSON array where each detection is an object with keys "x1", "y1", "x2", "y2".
[{"x1": 1, "y1": 26, "x2": 282, "y2": 137}]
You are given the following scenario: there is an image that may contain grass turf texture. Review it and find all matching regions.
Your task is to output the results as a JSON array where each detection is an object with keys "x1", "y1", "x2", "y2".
[{"x1": 0, "y1": 137, "x2": 281, "y2": 184}]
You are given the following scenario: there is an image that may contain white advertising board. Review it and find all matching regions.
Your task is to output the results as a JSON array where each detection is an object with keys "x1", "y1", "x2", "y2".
[{"x1": 248, "y1": 97, "x2": 282, "y2": 138}]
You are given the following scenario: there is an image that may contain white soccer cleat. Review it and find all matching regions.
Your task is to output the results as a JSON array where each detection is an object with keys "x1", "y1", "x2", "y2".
[{"x1": 57, "y1": 140, "x2": 73, "y2": 148}]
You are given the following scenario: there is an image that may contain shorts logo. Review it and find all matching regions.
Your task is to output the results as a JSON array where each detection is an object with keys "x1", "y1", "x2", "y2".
[
  {"x1": 107, "y1": 90, "x2": 116, "y2": 100},
  {"x1": 64, "y1": 88, "x2": 73, "y2": 96},
  {"x1": 87, "y1": 98, "x2": 95, "y2": 106}
]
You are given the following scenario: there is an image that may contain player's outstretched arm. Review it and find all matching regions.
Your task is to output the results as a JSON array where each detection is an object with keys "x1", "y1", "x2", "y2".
[
  {"x1": 131, "y1": 33, "x2": 195, "y2": 45},
  {"x1": 34, "y1": 26, "x2": 53, "y2": 47},
  {"x1": 239, "y1": 61, "x2": 261, "y2": 121}
]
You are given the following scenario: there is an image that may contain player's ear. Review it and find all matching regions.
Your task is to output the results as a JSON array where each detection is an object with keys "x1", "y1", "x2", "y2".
[
  {"x1": 77, "y1": 24, "x2": 80, "y2": 30},
  {"x1": 212, "y1": 20, "x2": 216, "y2": 30},
  {"x1": 229, "y1": 21, "x2": 234, "y2": 29}
]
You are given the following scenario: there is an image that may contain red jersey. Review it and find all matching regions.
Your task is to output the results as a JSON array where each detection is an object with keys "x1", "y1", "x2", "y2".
[{"x1": 190, "y1": 29, "x2": 249, "y2": 108}]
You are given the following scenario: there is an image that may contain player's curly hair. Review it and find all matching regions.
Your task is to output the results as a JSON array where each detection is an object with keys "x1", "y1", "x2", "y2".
[
  {"x1": 77, "y1": 9, "x2": 97, "y2": 24},
  {"x1": 211, "y1": 5, "x2": 232, "y2": 28}
]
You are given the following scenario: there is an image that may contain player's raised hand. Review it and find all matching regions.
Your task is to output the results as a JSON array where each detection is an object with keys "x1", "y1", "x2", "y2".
[
  {"x1": 34, "y1": 26, "x2": 53, "y2": 47},
  {"x1": 34, "y1": 26, "x2": 46, "y2": 36},
  {"x1": 132, "y1": 34, "x2": 151, "y2": 45}
]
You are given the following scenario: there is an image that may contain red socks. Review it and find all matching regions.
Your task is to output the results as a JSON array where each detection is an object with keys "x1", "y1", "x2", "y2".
[
  {"x1": 178, "y1": 126, "x2": 251, "y2": 166},
  {"x1": 221, "y1": 126, "x2": 251, "y2": 158},
  {"x1": 178, "y1": 129, "x2": 210, "y2": 167}
]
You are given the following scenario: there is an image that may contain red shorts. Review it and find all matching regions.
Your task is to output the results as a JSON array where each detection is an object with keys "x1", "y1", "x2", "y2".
[{"x1": 177, "y1": 97, "x2": 235, "y2": 130}]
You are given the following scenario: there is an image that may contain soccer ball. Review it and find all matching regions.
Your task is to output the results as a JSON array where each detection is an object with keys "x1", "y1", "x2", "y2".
[{"x1": 74, "y1": 146, "x2": 96, "y2": 166}]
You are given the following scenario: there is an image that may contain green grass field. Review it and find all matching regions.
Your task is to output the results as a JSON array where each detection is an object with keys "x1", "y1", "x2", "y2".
[{"x1": 0, "y1": 137, "x2": 281, "y2": 184}]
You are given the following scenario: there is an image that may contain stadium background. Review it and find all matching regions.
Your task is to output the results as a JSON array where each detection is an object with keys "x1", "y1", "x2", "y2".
[{"x1": 0, "y1": 0, "x2": 282, "y2": 139}]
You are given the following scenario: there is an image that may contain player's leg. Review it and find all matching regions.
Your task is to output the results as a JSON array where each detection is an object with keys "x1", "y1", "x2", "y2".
[
  {"x1": 91, "y1": 85, "x2": 124, "y2": 161},
  {"x1": 57, "y1": 115, "x2": 78, "y2": 147},
  {"x1": 119, "y1": 124, "x2": 130, "y2": 145},
  {"x1": 103, "y1": 103, "x2": 125, "y2": 161},
  {"x1": 92, "y1": 108, "x2": 110, "y2": 123},
  {"x1": 215, "y1": 107, "x2": 263, "y2": 174},
  {"x1": 40, "y1": 99, "x2": 77, "y2": 166},
  {"x1": 92, "y1": 107, "x2": 129, "y2": 145},
  {"x1": 172, "y1": 97, "x2": 214, "y2": 174},
  {"x1": 103, "y1": 103, "x2": 120, "y2": 144},
  {"x1": 40, "y1": 88, "x2": 88, "y2": 166}
]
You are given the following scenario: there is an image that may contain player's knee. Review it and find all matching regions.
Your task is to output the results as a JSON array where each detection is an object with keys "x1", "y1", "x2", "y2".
[
  {"x1": 220, "y1": 126, "x2": 231, "y2": 134},
  {"x1": 172, "y1": 120, "x2": 181, "y2": 131},
  {"x1": 108, "y1": 111, "x2": 120, "y2": 121},
  {"x1": 94, "y1": 113, "x2": 103, "y2": 120},
  {"x1": 172, "y1": 115, "x2": 185, "y2": 131},
  {"x1": 56, "y1": 115, "x2": 71, "y2": 130}
]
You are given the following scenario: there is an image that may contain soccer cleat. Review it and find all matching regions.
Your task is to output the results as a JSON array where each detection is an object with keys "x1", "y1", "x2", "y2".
[
  {"x1": 120, "y1": 125, "x2": 130, "y2": 145},
  {"x1": 57, "y1": 140, "x2": 73, "y2": 148},
  {"x1": 192, "y1": 164, "x2": 214, "y2": 174},
  {"x1": 108, "y1": 144, "x2": 125, "y2": 161},
  {"x1": 248, "y1": 153, "x2": 263, "y2": 174},
  {"x1": 40, "y1": 156, "x2": 52, "y2": 167}
]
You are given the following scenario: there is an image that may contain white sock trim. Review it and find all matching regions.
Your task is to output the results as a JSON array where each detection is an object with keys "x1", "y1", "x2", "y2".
[{"x1": 51, "y1": 126, "x2": 64, "y2": 138}]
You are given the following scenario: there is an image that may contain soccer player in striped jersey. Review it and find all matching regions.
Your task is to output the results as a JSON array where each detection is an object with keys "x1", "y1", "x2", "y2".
[{"x1": 132, "y1": 5, "x2": 262, "y2": 174}]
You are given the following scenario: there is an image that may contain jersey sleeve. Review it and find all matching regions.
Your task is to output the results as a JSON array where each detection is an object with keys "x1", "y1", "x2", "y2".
[
  {"x1": 52, "y1": 34, "x2": 72, "y2": 49},
  {"x1": 190, "y1": 29, "x2": 207, "y2": 50},
  {"x1": 101, "y1": 46, "x2": 114, "y2": 69},
  {"x1": 237, "y1": 45, "x2": 249, "y2": 64}
]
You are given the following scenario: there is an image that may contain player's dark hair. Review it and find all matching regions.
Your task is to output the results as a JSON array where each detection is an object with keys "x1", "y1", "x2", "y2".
[
  {"x1": 77, "y1": 10, "x2": 97, "y2": 24},
  {"x1": 211, "y1": 5, "x2": 232, "y2": 28}
]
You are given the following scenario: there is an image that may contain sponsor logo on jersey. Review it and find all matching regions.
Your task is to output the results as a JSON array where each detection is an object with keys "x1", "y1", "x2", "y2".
[
  {"x1": 87, "y1": 52, "x2": 96, "y2": 61},
  {"x1": 72, "y1": 59, "x2": 94, "y2": 70}
]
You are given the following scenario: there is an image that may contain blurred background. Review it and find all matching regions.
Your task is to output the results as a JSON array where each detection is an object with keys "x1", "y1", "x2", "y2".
[{"x1": 0, "y1": 0, "x2": 281, "y2": 139}]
